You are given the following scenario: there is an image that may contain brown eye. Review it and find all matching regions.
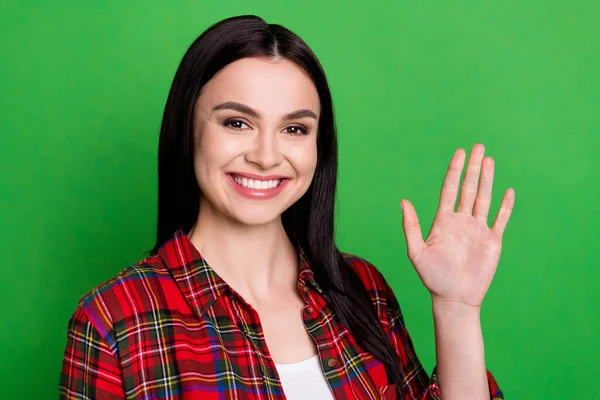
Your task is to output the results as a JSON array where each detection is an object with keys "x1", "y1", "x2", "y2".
[
  {"x1": 224, "y1": 120, "x2": 250, "y2": 130},
  {"x1": 284, "y1": 125, "x2": 308, "y2": 135}
]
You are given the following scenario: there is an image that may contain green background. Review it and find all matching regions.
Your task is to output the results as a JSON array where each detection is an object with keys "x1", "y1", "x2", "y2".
[{"x1": 1, "y1": 1, "x2": 598, "y2": 398}]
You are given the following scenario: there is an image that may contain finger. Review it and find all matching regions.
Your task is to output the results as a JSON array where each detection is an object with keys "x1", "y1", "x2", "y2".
[
  {"x1": 438, "y1": 148, "x2": 466, "y2": 213},
  {"x1": 457, "y1": 143, "x2": 486, "y2": 214},
  {"x1": 491, "y1": 188, "x2": 516, "y2": 236},
  {"x1": 473, "y1": 156, "x2": 494, "y2": 225},
  {"x1": 400, "y1": 199, "x2": 426, "y2": 263}
]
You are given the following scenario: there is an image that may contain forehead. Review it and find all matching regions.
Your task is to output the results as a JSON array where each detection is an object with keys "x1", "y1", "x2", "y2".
[{"x1": 197, "y1": 57, "x2": 320, "y2": 117}]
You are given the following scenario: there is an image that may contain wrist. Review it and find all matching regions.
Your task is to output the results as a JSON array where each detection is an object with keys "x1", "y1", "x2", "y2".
[
  {"x1": 432, "y1": 298, "x2": 483, "y2": 347},
  {"x1": 431, "y1": 297, "x2": 482, "y2": 318}
]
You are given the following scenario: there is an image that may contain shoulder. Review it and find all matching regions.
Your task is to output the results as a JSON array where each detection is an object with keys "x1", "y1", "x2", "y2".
[
  {"x1": 341, "y1": 253, "x2": 390, "y2": 295},
  {"x1": 71, "y1": 254, "x2": 173, "y2": 335},
  {"x1": 341, "y1": 253, "x2": 408, "y2": 335},
  {"x1": 341, "y1": 253, "x2": 399, "y2": 316}
]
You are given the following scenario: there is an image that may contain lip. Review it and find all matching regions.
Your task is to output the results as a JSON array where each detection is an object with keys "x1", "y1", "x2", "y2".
[{"x1": 226, "y1": 173, "x2": 290, "y2": 200}]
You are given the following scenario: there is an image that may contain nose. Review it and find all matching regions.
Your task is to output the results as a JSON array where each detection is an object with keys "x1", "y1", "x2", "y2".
[{"x1": 245, "y1": 130, "x2": 283, "y2": 170}]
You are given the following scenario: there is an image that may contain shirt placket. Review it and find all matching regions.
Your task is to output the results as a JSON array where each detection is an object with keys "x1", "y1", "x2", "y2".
[
  {"x1": 299, "y1": 280, "x2": 382, "y2": 400},
  {"x1": 298, "y1": 281, "x2": 343, "y2": 398}
]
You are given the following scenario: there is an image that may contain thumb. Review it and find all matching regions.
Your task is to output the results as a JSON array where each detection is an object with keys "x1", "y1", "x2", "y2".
[{"x1": 400, "y1": 199, "x2": 425, "y2": 263}]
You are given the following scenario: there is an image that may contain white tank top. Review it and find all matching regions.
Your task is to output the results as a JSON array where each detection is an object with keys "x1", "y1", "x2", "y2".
[{"x1": 274, "y1": 355, "x2": 335, "y2": 399}]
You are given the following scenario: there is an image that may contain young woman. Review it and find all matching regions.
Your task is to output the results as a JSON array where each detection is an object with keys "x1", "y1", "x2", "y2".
[{"x1": 59, "y1": 15, "x2": 513, "y2": 400}]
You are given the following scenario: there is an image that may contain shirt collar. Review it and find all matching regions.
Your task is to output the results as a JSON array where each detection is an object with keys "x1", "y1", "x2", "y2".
[
  {"x1": 297, "y1": 248, "x2": 323, "y2": 293},
  {"x1": 157, "y1": 230, "x2": 324, "y2": 317},
  {"x1": 157, "y1": 230, "x2": 228, "y2": 317}
]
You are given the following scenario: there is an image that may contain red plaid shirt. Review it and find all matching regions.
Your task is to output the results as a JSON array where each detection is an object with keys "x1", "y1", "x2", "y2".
[{"x1": 59, "y1": 230, "x2": 503, "y2": 399}]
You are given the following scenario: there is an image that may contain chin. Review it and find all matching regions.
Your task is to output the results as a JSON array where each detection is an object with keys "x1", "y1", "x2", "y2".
[
  {"x1": 229, "y1": 210, "x2": 284, "y2": 226},
  {"x1": 223, "y1": 193, "x2": 300, "y2": 227}
]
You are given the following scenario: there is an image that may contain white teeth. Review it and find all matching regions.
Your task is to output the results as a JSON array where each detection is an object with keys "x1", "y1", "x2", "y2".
[{"x1": 231, "y1": 174, "x2": 282, "y2": 190}]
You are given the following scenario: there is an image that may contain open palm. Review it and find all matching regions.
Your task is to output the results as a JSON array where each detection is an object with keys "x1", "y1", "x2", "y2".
[{"x1": 401, "y1": 144, "x2": 515, "y2": 308}]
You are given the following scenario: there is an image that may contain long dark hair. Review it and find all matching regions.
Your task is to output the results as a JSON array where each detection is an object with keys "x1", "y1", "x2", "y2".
[{"x1": 152, "y1": 15, "x2": 404, "y2": 396}]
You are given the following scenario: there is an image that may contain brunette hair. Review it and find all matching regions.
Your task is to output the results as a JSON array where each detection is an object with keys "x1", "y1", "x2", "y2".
[{"x1": 152, "y1": 15, "x2": 405, "y2": 396}]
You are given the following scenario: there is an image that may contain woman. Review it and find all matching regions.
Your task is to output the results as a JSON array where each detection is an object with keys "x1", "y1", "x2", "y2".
[{"x1": 59, "y1": 15, "x2": 513, "y2": 400}]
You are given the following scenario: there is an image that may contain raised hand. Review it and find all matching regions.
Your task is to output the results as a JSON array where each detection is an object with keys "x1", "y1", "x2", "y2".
[{"x1": 400, "y1": 144, "x2": 515, "y2": 308}]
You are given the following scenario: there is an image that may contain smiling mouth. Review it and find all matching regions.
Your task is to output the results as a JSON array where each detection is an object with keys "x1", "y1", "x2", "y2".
[{"x1": 229, "y1": 173, "x2": 283, "y2": 190}]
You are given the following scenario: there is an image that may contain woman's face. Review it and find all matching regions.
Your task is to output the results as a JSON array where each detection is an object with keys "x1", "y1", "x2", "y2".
[{"x1": 193, "y1": 57, "x2": 320, "y2": 226}]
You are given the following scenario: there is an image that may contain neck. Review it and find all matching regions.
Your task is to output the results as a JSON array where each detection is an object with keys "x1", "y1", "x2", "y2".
[{"x1": 187, "y1": 198, "x2": 299, "y2": 299}]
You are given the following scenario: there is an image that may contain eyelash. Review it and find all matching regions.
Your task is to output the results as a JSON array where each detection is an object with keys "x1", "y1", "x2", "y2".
[{"x1": 223, "y1": 119, "x2": 309, "y2": 135}]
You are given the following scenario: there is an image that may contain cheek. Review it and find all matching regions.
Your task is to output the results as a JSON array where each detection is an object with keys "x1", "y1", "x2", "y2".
[
  {"x1": 194, "y1": 127, "x2": 241, "y2": 179},
  {"x1": 306, "y1": 147, "x2": 318, "y2": 177},
  {"x1": 289, "y1": 140, "x2": 318, "y2": 180}
]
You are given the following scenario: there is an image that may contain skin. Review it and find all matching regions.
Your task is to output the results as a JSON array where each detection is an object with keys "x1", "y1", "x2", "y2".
[
  {"x1": 401, "y1": 145, "x2": 515, "y2": 399},
  {"x1": 187, "y1": 56, "x2": 516, "y2": 398},
  {"x1": 188, "y1": 57, "x2": 321, "y2": 364}
]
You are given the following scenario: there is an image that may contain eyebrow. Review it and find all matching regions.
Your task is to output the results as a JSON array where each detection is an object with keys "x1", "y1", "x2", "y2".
[{"x1": 212, "y1": 101, "x2": 318, "y2": 121}]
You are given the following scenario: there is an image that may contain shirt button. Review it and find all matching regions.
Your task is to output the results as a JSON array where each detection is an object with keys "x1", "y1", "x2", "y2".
[
  {"x1": 327, "y1": 358, "x2": 337, "y2": 369},
  {"x1": 304, "y1": 306, "x2": 314, "y2": 315}
]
